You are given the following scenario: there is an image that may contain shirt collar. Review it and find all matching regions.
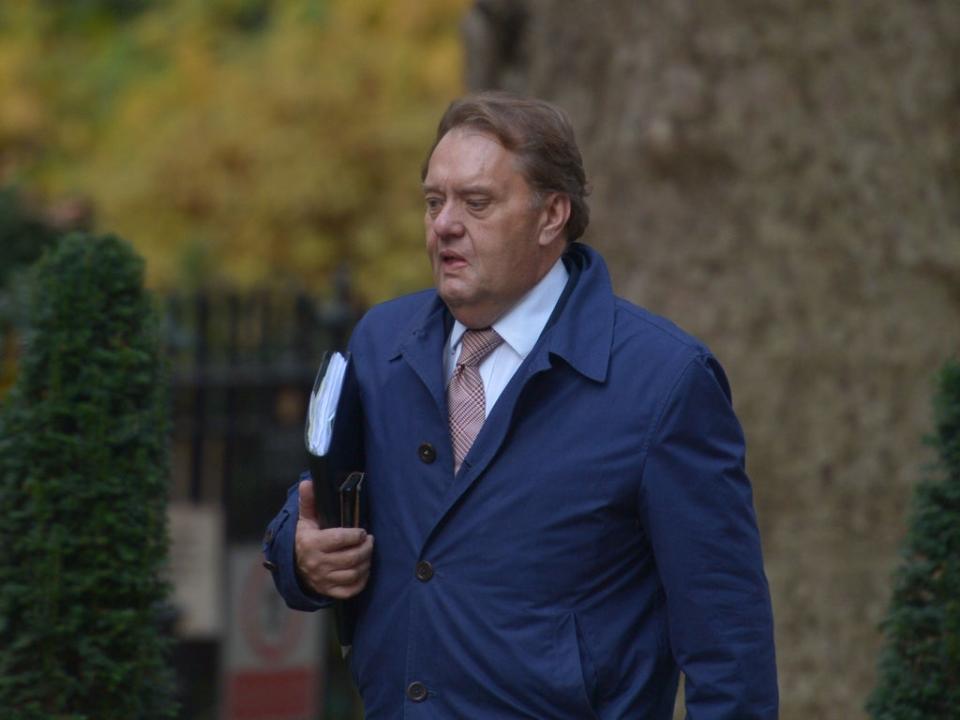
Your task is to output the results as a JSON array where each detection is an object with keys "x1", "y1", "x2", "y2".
[{"x1": 448, "y1": 257, "x2": 569, "y2": 359}]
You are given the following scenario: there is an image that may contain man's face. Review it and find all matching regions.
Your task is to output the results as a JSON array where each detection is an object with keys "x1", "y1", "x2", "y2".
[{"x1": 423, "y1": 128, "x2": 559, "y2": 329}]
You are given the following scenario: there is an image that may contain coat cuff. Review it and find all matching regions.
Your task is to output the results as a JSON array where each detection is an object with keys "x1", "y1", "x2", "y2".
[{"x1": 262, "y1": 478, "x2": 333, "y2": 612}]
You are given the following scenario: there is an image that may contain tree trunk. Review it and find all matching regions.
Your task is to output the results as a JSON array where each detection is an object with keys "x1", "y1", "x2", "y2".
[{"x1": 463, "y1": 2, "x2": 960, "y2": 718}]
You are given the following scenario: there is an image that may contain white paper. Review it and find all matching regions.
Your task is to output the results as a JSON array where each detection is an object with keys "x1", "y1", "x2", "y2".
[{"x1": 306, "y1": 352, "x2": 348, "y2": 456}]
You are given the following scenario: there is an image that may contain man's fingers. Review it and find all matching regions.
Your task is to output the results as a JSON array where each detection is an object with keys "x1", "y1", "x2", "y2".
[
  {"x1": 295, "y1": 531, "x2": 374, "y2": 598},
  {"x1": 300, "y1": 534, "x2": 373, "y2": 572},
  {"x1": 324, "y1": 568, "x2": 373, "y2": 600},
  {"x1": 297, "y1": 479, "x2": 318, "y2": 524},
  {"x1": 325, "y1": 578, "x2": 370, "y2": 600},
  {"x1": 321, "y1": 536, "x2": 374, "y2": 570},
  {"x1": 324, "y1": 560, "x2": 372, "y2": 587},
  {"x1": 314, "y1": 526, "x2": 368, "y2": 552}
]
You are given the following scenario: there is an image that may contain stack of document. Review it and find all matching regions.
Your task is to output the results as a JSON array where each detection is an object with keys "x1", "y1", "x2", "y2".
[{"x1": 306, "y1": 351, "x2": 348, "y2": 457}]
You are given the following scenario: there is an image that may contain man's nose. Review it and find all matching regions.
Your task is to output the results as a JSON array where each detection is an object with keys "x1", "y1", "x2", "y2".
[{"x1": 431, "y1": 201, "x2": 466, "y2": 238}]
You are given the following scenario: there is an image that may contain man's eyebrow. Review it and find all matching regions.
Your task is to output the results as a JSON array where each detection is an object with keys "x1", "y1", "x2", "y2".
[
  {"x1": 421, "y1": 183, "x2": 495, "y2": 196},
  {"x1": 458, "y1": 185, "x2": 494, "y2": 196}
]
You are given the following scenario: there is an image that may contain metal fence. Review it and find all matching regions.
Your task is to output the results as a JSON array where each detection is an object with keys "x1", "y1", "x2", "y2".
[
  {"x1": 164, "y1": 284, "x2": 356, "y2": 530},
  {"x1": 162, "y1": 278, "x2": 362, "y2": 720}
]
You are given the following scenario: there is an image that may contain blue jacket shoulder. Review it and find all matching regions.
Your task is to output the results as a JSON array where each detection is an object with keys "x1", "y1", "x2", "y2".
[
  {"x1": 613, "y1": 297, "x2": 709, "y2": 358},
  {"x1": 349, "y1": 289, "x2": 437, "y2": 342},
  {"x1": 611, "y1": 297, "x2": 732, "y2": 399}
]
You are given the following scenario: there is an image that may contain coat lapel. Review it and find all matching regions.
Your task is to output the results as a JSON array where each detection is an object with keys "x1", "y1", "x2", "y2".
[
  {"x1": 419, "y1": 244, "x2": 615, "y2": 550},
  {"x1": 393, "y1": 295, "x2": 451, "y2": 422}
]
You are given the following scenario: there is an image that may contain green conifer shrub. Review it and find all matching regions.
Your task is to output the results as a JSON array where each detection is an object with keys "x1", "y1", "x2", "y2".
[
  {"x1": 0, "y1": 186, "x2": 58, "y2": 289},
  {"x1": 0, "y1": 233, "x2": 177, "y2": 719},
  {"x1": 867, "y1": 358, "x2": 960, "y2": 719},
  {"x1": 0, "y1": 187, "x2": 60, "y2": 397}
]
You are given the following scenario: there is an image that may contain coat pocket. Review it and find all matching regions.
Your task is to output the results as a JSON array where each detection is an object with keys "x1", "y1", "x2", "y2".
[{"x1": 553, "y1": 612, "x2": 601, "y2": 720}]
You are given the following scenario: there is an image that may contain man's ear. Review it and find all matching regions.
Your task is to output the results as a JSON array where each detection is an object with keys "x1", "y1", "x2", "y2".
[{"x1": 538, "y1": 193, "x2": 571, "y2": 247}]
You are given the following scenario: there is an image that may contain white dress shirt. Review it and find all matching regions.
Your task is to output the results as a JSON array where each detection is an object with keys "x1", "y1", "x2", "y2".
[{"x1": 443, "y1": 258, "x2": 569, "y2": 417}]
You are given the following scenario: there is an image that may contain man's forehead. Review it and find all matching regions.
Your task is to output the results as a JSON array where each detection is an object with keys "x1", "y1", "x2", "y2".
[
  {"x1": 423, "y1": 127, "x2": 523, "y2": 189},
  {"x1": 443, "y1": 126, "x2": 506, "y2": 147}
]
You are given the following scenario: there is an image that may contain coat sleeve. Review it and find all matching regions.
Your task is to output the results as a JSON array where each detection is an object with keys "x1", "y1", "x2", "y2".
[
  {"x1": 262, "y1": 472, "x2": 333, "y2": 612},
  {"x1": 639, "y1": 353, "x2": 779, "y2": 719},
  {"x1": 264, "y1": 318, "x2": 370, "y2": 613}
]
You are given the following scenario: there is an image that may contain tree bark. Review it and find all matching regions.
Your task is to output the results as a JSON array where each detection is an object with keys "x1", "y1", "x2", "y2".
[{"x1": 463, "y1": 2, "x2": 960, "y2": 718}]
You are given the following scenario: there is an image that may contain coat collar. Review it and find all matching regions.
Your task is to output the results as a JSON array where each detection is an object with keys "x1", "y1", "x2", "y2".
[
  {"x1": 392, "y1": 242, "x2": 615, "y2": 386},
  {"x1": 538, "y1": 242, "x2": 614, "y2": 384}
]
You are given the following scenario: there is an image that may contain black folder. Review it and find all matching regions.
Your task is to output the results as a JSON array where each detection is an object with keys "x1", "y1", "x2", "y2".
[{"x1": 305, "y1": 351, "x2": 365, "y2": 653}]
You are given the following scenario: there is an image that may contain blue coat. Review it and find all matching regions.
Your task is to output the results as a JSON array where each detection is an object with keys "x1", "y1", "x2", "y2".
[{"x1": 264, "y1": 244, "x2": 778, "y2": 719}]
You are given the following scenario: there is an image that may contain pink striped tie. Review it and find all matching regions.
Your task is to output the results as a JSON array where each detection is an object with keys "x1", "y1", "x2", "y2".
[{"x1": 448, "y1": 328, "x2": 503, "y2": 473}]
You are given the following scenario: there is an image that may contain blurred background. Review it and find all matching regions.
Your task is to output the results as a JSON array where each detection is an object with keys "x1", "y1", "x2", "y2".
[{"x1": 1, "y1": 1, "x2": 958, "y2": 719}]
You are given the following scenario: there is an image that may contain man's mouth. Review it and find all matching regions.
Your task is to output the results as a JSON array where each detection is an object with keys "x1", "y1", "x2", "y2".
[{"x1": 439, "y1": 250, "x2": 467, "y2": 269}]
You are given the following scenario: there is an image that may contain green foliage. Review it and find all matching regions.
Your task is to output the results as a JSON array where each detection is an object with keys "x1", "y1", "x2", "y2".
[
  {"x1": 868, "y1": 359, "x2": 960, "y2": 719},
  {"x1": 0, "y1": 233, "x2": 176, "y2": 719},
  {"x1": 0, "y1": 186, "x2": 58, "y2": 289},
  {"x1": 0, "y1": 186, "x2": 59, "y2": 397},
  {"x1": 36, "y1": 0, "x2": 150, "y2": 28},
  {"x1": 0, "y1": 0, "x2": 468, "y2": 301}
]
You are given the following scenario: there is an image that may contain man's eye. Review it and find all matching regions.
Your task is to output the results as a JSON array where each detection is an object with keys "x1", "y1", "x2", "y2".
[
  {"x1": 466, "y1": 199, "x2": 489, "y2": 211},
  {"x1": 425, "y1": 197, "x2": 443, "y2": 214}
]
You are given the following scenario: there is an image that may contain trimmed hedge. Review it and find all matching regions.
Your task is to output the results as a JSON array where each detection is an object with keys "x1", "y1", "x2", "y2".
[
  {"x1": 0, "y1": 233, "x2": 177, "y2": 719},
  {"x1": 868, "y1": 359, "x2": 960, "y2": 719},
  {"x1": 0, "y1": 186, "x2": 60, "y2": 395},
  {"x1": 0, "y1": 186, "x2": 58, "y2": 289}
]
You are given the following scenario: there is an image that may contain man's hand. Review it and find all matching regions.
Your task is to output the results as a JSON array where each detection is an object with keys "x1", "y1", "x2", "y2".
[{"x1": 295, "y1": 479, "x2": 374, "y2": 599}]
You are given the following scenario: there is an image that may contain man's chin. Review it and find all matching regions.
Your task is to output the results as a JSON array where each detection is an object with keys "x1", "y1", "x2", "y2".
[
  {"x1": 436, "y1": 279, "x2": 473, "y2": 307},
  {"x1": 438, "y1": 291, "x2": 505, "y2": 329}
]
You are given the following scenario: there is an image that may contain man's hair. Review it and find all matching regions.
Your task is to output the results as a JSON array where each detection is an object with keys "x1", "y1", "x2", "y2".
[{"x1": 421, "y1": 91, "x2": 590, "y2": 242}]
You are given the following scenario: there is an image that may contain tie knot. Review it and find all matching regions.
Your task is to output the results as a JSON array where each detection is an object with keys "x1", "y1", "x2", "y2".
[{"x1": 458, "y1": 328, "x2": 503, "y2": 368}]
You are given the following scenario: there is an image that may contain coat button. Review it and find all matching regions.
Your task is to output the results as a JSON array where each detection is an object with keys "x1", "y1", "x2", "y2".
[
  {"x1": 406, "y1": 681, "x2": 428, "y2": 702},
  {"x1": 262, "y1": 560, "x2": 277, "y2": 572},
  {"x1": 417, "y1": 442, "x2": 436, "y2": 464},
  {"x1": 415, "y1": 560, "x2": 434, "y2": 582}
]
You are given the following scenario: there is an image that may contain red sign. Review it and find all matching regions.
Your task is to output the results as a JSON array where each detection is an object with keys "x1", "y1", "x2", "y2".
[
  {"x1": 222, "y1": 545, "x2": 324, "y2": 720},
  {"x1": 225, "y1": 669, "x2": 314, "y2": 720}
]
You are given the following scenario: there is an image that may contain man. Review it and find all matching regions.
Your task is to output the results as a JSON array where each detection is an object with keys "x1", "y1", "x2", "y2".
[{"x1": 264, "y1": 92, "x2": 779, "y2": 718}]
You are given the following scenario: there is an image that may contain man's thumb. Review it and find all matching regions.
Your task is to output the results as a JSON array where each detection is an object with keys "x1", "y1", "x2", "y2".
[{"x1": 298, "y1": 479, "x2": 318, "y2": 523}]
